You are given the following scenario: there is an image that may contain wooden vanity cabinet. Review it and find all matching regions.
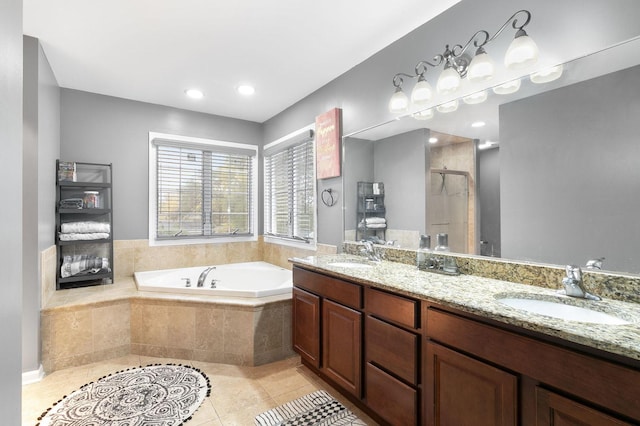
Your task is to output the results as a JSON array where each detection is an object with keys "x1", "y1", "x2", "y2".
[
  {"x1": 292, "y1": 266, "x2": 364, "y2": 399},
  {"x1": 365, "y1": 287, "x2": 421, "y2": 425},
  {"x1": 425, "y1": 307, "x2": 640, "y2": 425},
  {"x1": 292, "y1": 287, "x2": 320, "y2": 368}
]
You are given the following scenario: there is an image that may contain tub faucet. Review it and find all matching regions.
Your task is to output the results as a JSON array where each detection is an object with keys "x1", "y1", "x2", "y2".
[
  {"x1": 197, "y1": 266, "x2": 216, "y2": 287},
  {"x1": 561, "y1": 265, "x2": 601, "y2": 301}
]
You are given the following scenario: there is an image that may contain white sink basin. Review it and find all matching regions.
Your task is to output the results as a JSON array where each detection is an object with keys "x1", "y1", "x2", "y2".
[
  {"x1": 497, "y1": 297, "x2": 630, "y2": 325},
  {"x1": 327, "y1": 262, "x2": 373, "y2": 269}
]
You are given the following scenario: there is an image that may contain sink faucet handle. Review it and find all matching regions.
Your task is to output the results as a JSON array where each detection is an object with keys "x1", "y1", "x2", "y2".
[
  {"x1": 565, "y1": 264, "x2": 581, "y2": 281},
  {"x1": 585, "y1": 257, "x2": 605, "y2": 270}
]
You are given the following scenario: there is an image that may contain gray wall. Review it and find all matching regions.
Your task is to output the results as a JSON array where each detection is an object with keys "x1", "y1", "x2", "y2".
[
  {"x1": 22, "y1": 36, "x2": 60, "y2": 374},
  {"x1": 61, "y1": 89, "x2": 262, "y2": 240},
  {"x1": 343, "y1": 138, "x2": 375, "y2": 233},
  {"x1": 261, "y1": 0, "x2": 640, "y2": 250},
  {"x1": 478, "y1": 148, "x2": 501, "y2": 257},
  {"x1": 501, "y1": 65, "x2": 640, "y2": 272},
  {"x1": 0, "y1": 0, "x2": 23, "y2": 421},
  {"x1": 374, "y1": 129, "x2": 429, "y2": 234}
]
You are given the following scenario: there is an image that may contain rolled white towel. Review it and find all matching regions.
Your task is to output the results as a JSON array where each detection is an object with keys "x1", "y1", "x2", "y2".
[
  {"x1": 365, "y1": 217, "x2": 386, "y2": 225},
  {"x1": 364, "y1": 223, "x2": 386, "y2": 229},
  {"x1": 61, "y1": 221, "x2": 111, "y2": 234},
  {"x1": 61, "y1": 255, "x2": 110, "y2": 278},
  {"x1": 59, "y1": 232, "x2": 110, "y2": 241}
]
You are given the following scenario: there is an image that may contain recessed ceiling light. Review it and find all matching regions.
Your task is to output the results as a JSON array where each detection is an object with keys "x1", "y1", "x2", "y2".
[
  {"x1": 237, "y1": 84, "x2": 255, "y2": 96},
  {"x1": 429, "y1": 137, "x2": 438, "y2": 144},
  {"x1": 471, "y1": 121, "x2": 486, "y2": 128},
  {"x1": 185, "y1": 89, "x2": 204, "y2": 99}
]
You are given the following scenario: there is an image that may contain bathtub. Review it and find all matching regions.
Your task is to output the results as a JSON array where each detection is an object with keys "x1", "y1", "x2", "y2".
[{"x1": 134, "y1": 261, "x2": 292, "y2": 298}]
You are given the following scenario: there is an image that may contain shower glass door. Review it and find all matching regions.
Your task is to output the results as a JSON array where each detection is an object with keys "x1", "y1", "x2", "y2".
[{"x1": 428, "y1": 171, "x2": 469, "y2": 253}]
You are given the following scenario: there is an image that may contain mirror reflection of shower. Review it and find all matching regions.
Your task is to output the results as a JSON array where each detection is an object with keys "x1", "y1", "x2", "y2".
[
  {"x1": 428, "y1": 130, "x2": 476, "y2": 254},
  {"x1": 428, "y1": 169, "x2": 469, "y2": 254}
]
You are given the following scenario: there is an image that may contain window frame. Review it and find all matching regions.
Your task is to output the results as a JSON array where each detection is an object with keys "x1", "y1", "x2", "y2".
[
  {"x1": 148, "y1": 131, "x2": 258, "y2": 246},
  {"x1": 263, "y1": 124, "x2": 317, "y2": 250}
]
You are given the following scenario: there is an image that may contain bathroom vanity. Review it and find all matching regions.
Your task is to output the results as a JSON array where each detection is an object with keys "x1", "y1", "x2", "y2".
[{"x1": 290, "y1": 255, "x2": 640, "y2": 425}]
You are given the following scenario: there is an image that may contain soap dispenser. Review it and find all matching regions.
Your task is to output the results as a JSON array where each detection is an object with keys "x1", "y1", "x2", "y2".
[
  {"x1": 434, "y1": 233, "x2": 458, "y2": 274},
  {"x1": 417, "y1": 234, "x2": 432, "y2": 270}
]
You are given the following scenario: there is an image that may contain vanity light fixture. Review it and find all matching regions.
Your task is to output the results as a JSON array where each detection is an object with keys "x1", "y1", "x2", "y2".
[
  {"x1": 412, "y1": 108, "x2": 434, "y2": 120},
  {"x1": 530, "y1": 64, "x2": 564, "y2": 84},
  {"x1": 237, "y1": 84, "x2": 255, "y2": 96},
  {"x1": 436, "y1": 99, "x2": 459, "y2": 113},
  {"x1": 471, "y1": 121, "x2": 486, "y2": 128},
  {"x1": 389, "y1": 10, "x2": 538, "y2": 113},
  {"x1": 429, "y1": 137, "x2": 439, "y2": 144},
  {"x1": 185, "y1": 88, "x2": 204, "y2": 99},
  {"x1": 492, "y1": 78, "x2": 521, "y2": 95},
  {"x1": 462, "y1": 90, "x2": 488, "y2": 105}
]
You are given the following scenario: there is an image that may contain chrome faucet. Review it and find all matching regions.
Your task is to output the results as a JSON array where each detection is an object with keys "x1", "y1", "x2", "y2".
[
  {"x1": 360, "y1": 241, "x2": 381, "y2": 262},
  {"x1": 585, "y1": 257, "x2": 605, "y2": 270},
  {"x1": 561, "y1": 265, "x2": 601, "y2": 300},
  {"x1": 197, "y1": 266, "x2": 216, "y2": 287}
]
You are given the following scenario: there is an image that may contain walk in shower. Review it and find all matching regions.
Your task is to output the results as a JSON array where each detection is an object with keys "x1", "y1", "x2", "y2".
[{"x1": 427, "y1": 169, "x2": 469, "y2": 253}]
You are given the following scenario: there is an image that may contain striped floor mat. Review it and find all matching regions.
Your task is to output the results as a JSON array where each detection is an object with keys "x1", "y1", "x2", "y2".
[{"x1": 255, "y1": 390, "x2": 367, "y2": 426}]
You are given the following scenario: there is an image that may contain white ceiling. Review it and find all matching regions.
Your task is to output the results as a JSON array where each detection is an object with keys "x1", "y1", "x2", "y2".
[{"x1": 23, "y1": 0, "x2": 460, "y2": 123}]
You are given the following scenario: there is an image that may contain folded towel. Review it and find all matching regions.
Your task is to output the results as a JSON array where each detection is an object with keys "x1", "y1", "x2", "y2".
[
  {"x1": 364, "y1": 223, "x2": 387, "y2": 229},
  {"x1": 61, "y1": 221, "x2": 111, "y2": 234},
  {"x1": 365, "y1": 217, "x2": 386, "y2": 224},
  {"x1": 59, "y1": 232, "x2": 110, "y2": 241},
  {"x1": 59, "y1": 198, "x2": 84, "y2": 209},
  {"x1": 61, "y1": 255, "x2": 110, "y2": 278}
]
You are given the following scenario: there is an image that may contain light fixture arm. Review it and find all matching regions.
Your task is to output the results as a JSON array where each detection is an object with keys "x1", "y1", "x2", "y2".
[{"x1": 392, "y1": 72, "x2": 417, "y2": 88}]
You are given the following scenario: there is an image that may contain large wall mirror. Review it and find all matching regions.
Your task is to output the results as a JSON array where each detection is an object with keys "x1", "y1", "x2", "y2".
[{"x1": 342, "y1": 35, "x2": 640, "y2": 275}]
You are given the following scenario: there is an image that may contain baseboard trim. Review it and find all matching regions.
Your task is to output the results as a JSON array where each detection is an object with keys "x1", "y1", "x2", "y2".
[{"x1": 22, "y1": 364, "x2": 45, "y2": 385}]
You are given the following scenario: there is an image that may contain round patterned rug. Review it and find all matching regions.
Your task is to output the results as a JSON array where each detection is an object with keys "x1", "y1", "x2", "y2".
[{"x1": 37, "y1": 363, "x2": 211, "y2": 426}]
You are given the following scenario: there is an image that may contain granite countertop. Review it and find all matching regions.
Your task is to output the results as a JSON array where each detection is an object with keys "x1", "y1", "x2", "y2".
[{"x1": 290, "y1": 254, "x2": 640, "y2": 362}]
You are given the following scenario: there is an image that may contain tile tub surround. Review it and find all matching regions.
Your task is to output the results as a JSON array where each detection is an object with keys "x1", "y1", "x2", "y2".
[
  {"x1": 343, "y1": 241, "x2": 640, "y2": 303},
  {"x1": 291, "y1": 253, "x2": 640, "y2": 363},
  {"x1": 40, "y1": 238, "x2": 335, "y2": 374},
  {"x1": 41, "y1": 279, "x2": 295, "y2": 373}
]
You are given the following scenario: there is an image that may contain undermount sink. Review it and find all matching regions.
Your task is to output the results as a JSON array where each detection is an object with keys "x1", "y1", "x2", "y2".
[
  {"x1": 497, "y1": 297, "x2": 631, "y2": 325},
  {"x1": 327, "y1": 261, "x2": 374, "y2": 269}
]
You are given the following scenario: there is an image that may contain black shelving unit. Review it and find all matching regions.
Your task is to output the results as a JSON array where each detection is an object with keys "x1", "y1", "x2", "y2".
[
  {"x1": 55, "y1": 160, "x2": 114, "y2": 289},
  {"x1": 356, "y1": 181, "x2": 386, "y2": 242}
]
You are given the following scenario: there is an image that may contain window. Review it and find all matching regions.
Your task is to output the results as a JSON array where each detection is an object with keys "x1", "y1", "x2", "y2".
[
  {"x1": 149, "y1": 132, "x2": 258, "y2": 245},
  {"x1": 264, "y1": 127, "x2": 316, "y2": 246}
]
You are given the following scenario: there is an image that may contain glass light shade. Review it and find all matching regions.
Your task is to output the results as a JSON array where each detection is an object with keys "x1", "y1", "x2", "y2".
[
  {"x1": 436, "y1": 99, "x2": 459, "y2": 113},
  {"x1": 437, "y1": 67, "x2": 461, "y2": 95},
  {"x1": 413, "y1": 108, "x2": 434, "y2": 121},
  {"x1": 505, "y1": 34, "x2": 539, "y2": 70},
  {"x1": 462, "y1": 90, "x2": 488, "y2": 105},
  {"x1": 388, "y1": 88, "x2": 409, "y2": 113},
  {"x1": 467, "y1": 52, "x2": 495, "y2": 83},
  {"x1": 492, "y1": 79, "x2": 521, "y2": 95},
  {"x1": 411, "y1": 78, "x2": 434, "y2": 106},
  {"x1": 530, "y1": 64, "x2": 564, "y2": 84}
]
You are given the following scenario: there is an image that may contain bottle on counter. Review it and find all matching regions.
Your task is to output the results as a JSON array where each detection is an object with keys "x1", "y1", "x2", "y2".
[
  {"x1": 434, "y1": 233, "x2": 458, "y2": 274},
  {"x1": 417, "y1": 234, "x2": 432, "y2": 270}
]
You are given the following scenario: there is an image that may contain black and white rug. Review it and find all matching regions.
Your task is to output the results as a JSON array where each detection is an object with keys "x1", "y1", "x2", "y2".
[
  {"x1": 255, "y1": 390, "x2": 367, "y2": 426},
  {"x1": 37, "y1": 364, "x2": 211, "y2": 426}
]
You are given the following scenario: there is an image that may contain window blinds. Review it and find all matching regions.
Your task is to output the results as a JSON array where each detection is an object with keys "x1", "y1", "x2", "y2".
[
  {"x1": 155, "y1": 143, "x2": 254, "y2": 239},
  {"x1": 264, "y1": 135, "x2": 315, "y2": 243}
]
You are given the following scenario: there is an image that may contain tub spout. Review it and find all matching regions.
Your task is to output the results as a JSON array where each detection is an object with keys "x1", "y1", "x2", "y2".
[{"x1": 197, "y1": 266, "x2": 216, "y2": 287}]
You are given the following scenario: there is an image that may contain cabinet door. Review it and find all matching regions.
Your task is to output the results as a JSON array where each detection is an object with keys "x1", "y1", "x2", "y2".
[
  {"x1": 292, "y1": 287, "x2": 320, "y2": 368},
  {"x1": 323, "y1": 299, "x2": 362, "y2": 398},
  {"x1": 535, "y1": 387, "x2": 632, "y2": 426},
  {"x1": 426, "y1": 341, "x2": 517, "y2": 426}
]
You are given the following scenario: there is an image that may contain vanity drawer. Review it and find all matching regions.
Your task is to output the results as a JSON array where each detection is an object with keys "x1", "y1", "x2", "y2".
[
  {"x1": 366, "y1": 362, "x2": 418, "y2": 426},
  {"x1": 366, "y1": 315, "x2": 419, "y2": 385},
  {"x1": 366, "y1": 287, "x2": 419, "y2": 329},
  {"x1": 293, "y1": 266, "x2": 362, "y2": 309}
]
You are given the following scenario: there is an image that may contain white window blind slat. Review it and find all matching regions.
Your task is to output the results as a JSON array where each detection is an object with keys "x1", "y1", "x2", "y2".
[
  {"x1": 155, "y1": 143, "x2": 254, "y2": 239},
  {"x1": 264, "y1": 137, "x2": 315, "y2": 243}
]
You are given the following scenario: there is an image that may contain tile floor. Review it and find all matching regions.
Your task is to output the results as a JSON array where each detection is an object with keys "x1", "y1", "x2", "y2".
[{"x1": 22, "y1": 354, "x2": 379, "y2": 425}]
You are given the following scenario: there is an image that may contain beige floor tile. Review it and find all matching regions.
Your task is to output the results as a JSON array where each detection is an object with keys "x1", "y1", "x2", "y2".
[{"x1": 22, "y1": 354, "x2": 378, "y2": 425}]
